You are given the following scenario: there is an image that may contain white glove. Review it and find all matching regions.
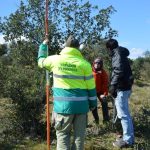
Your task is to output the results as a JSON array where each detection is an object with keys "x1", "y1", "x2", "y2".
[
  {"x1": 43, "y1": 39, "x2": 49, "y2": 44},
  {"x1": 100, "y1": 94, "x2": 105, "y2": 99},
  {"x1": 79, "y1": 44, "x2": 85, "y2": 51}
]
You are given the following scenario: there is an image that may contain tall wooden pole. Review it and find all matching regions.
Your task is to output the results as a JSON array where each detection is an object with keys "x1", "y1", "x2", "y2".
[{"x1": 45, "y1": 0, "x2": 50, "y2": 150}]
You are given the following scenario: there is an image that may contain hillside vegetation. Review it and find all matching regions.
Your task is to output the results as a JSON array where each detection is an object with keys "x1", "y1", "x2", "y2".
[
  {"x1": 0, "y1": 82, "x2": 150, "y2": 150},
  {"x1": 0, "y1": 1, "x2": 150, "y2": 150}
]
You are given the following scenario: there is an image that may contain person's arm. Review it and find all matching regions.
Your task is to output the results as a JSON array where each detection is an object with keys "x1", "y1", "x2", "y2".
[
  {"x1": 102, "y1": 70, "x2": 109, "y2": 96},
  {"x1": 38, "y1": 41, "x2": 55, "y2": 71},
  {"x1": 110, "y1": 54, "x2": 123, "y2": 97},
  {"x1": 84, "y1": 62, "x2": 97, "y2": 110},
  {"x1": 38, "y1": 43, "x2": 48, "y2": 68},
  {"x1": 111, "y1": 54, "x2": 124, "y2": 86}
]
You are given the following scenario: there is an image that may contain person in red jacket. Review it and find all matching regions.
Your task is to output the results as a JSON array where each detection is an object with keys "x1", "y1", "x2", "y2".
[{"x1": 92, "y1": 57, "x2": 109, "y2": 124}]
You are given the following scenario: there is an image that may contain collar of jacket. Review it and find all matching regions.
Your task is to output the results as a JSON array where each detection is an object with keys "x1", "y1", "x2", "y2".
[
  {"x1": 92, "y1": 67, "x2": 103, "y2": 74},
  {"x1": 60, "y1": 47, "x2": 83, "y2": 58},
  {"x1": 110, "y1": 47, "x2": 119, "y2": 57}
]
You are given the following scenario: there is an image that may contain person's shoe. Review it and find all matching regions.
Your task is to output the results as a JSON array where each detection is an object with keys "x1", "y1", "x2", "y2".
[
  {"x1": 115, "y1": 133, "x2": 122, "y2": 141},
  {"x1": 113, "y1": 139, "x2": 134, "y2": 148}
]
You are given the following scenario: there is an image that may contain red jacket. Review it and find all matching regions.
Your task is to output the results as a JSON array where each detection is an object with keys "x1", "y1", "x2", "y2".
[{"x1": 92, "y1": 68, "x2": 108, "y2": 96}]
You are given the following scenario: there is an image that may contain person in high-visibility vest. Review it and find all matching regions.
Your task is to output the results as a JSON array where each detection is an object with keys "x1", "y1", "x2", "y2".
[{"x1": 38, "y1": 35, "x2": 97, "y2": 150}]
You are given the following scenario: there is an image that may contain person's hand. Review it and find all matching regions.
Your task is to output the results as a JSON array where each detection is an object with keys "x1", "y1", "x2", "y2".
[
  {"x1": 109, "y1": 85, "x2": 117, "y2": 98},
  {"x1": 43, "y1": 38, "x2": 49, "y2": 45},
  {"x1": 100, "y1": 94, "x2": 105, "y2": 99}
]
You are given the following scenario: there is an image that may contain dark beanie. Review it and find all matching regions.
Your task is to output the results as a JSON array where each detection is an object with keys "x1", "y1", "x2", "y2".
[
  {"x1": 65, "y1": 35, "x2": 79, "y2": 48},
  {"x1": 94, "y1": 57, "x2": 103, "y2": 66}
]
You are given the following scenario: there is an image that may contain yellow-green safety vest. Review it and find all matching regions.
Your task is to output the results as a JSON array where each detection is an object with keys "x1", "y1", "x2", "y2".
[{"x1": 38, "y1": 44, "x2": 97, "y2": 114}]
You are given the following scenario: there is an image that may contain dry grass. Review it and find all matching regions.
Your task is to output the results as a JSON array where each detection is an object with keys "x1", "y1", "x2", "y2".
[{"x1": 0, "y1": 82, "x2": 150, "y2": 150}]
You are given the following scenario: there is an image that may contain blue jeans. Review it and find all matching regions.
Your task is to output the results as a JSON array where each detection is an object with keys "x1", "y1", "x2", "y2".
[{"x1": 115, "y1": 90, "x2": 134, "y2": 144}]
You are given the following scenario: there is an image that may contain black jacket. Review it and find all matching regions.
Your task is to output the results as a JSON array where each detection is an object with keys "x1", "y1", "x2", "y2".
[{"x1": 110, "y1": 46, "x2": 134, "y2": 91}]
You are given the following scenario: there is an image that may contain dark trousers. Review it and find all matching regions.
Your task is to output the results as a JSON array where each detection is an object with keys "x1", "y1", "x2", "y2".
[{"x1": 92, "y1": 96, "x2": 109, "y2": 122}]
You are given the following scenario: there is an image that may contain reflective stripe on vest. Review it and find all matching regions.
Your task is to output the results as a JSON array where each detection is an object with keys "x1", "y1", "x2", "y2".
[
  {"x1": 53, "y1": 74, "x2": 93, "y2": 80},
  {"x1": 54, "y1": 96, "x2": 97, "y2": 101},
  {"x1": 54, "y1": 96, "x2": 87, "y2": 101},
  {"x1": 89, "y1": 96, "x2": 97, "y2": 100}
]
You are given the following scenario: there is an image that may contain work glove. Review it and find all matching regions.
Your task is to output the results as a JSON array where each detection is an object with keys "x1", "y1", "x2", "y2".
[
  {"x1": 109, "y1": 85, "x2": 117, "y2": 98},
  {"x1": 100, "y1": 95, "x2": 107, "y2": 102},
  {"x1": 79, "y1": 43, "x2": 86, "y2": 51},
  {"x1": 100, "y1": 94, "x2": 106, "y2": 99},
  {"x1": 43, "y1": 38, "x2": 49, "y2": 45}
]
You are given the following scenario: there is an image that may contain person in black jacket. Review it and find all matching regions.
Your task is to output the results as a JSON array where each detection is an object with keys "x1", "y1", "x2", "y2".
[{"x1": 106, "y1": 39, "x2": 134, "y2": 148}]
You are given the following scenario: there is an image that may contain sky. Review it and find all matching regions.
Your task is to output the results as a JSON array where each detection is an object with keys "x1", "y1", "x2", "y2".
[{"x1": 0, "y1": 0, "x2": 150, "y2": 59}]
